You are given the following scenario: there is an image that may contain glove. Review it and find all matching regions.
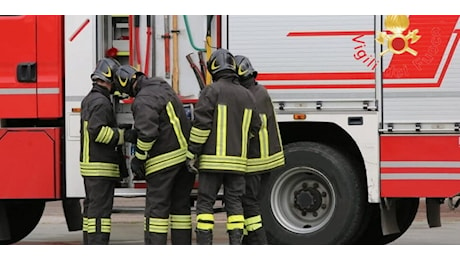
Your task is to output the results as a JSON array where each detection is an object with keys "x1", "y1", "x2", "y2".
[
  {"x1": 124, "y1": 129, "x2": 138, "y2": 143},
  {"x1": 130, "y1": 157, "x2": 146, "y2": 180},
  {"x1": 186, "y1": 155, "x2": 199, "y2": 174}
]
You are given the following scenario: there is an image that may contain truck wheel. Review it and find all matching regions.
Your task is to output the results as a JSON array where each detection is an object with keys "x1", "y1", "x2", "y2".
[
  {"x1": 355, "y1": 198, "x2": 419, "y2": 244},
  {"x1": 0, "y1": 199, "x2": 45, "y2": 244},
  {"x1": 260, "y1": 141, "x2": 367, "y2": 244}
]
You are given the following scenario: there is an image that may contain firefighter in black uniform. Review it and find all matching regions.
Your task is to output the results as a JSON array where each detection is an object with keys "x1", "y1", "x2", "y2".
[
  {"x1": 235, "y1": 55, "x2": 285, "y2": 245},
  {"x1": 113, "y1": 65, "x2": 194, "y2": 245},
  {"x1": 186, "y1": 48, "x2": 261, "y2": 245},
  {"x1": 80, "y1": 57, "x2": 135, "y2": 245}
]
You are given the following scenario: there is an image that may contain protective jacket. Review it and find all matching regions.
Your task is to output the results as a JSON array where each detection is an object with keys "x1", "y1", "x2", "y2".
[
  {"x1": 80, "y1": 83, "x2": 124, "y2": 178},
  {"x1": 188, "y1": 72, "x2": 261, "y2": 174},
  {"x1": 240, "y1": 77, "x2": 285, "y2": 174},
  {"x1": 131, "y1": 76, "x2": 190, "y2": 176}
]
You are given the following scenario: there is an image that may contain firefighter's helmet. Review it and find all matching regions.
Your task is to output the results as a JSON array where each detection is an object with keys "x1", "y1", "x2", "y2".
[
  {"x1": 114, "y1": 65, "x2": 144, "y2": 97},
  {"x1": 235, "y1": 55, "x2": 257, "y2": 79},
  {"x1": 90, "y1": 57, "x2": 121, "y2": 83},
  {"x1": 207, "y1": 48, "x2": 236, "y2": 76}
]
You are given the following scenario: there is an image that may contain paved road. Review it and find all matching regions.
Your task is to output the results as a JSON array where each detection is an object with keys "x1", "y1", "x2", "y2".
[{"x1": 13, "y1": 197, "x2": 460, "y2": 245}]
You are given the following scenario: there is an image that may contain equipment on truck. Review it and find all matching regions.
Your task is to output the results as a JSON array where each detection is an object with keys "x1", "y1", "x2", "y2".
[{"x1": 1, "y1": 15, "x2": 460, "y2": 245}]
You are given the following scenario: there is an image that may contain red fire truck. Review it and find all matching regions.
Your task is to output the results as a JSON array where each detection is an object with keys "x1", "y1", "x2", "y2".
[{"x1": 1, "y1": 15, "x2": 460, "y2": 245}]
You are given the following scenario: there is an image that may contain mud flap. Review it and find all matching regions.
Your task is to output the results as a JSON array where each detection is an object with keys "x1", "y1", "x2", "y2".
[
  {"x1": 62, "y1": 198, "x2": 83, "y2": 231},
  {"x1": 380, "y1": 199, "x2": 400, "y2": 236},
  {"x1": 426, "y1": 198, "x2": 442, "y2": 228},
  {"x1": 0, "y1": 201, "x2": 11, "y2": 240}
]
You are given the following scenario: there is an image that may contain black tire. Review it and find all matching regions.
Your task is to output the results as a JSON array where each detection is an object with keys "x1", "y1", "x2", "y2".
[
  {"x1": 354, "y1": 198, "x2": 419, "y2": 245},
  {"x1": 260, "y1": 141, "x2": 367, "y2": 244},
  {"x1": 0, "y1": 199, "x2": 45, "y2": 245}
]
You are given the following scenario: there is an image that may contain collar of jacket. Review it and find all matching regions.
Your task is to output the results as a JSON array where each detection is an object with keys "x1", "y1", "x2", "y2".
[
  {"x1": 239, "y1": 76, "x2": 257, "y2": 89},
  {"x1": 133, "y1": 75, "x2": 169, "y2": 96},
  {"x1": 91, "y1": 82, "x2": 111, "y2": 98}
]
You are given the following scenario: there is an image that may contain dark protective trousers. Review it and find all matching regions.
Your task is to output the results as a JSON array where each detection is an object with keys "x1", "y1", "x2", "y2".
[
  {"x1": 242, "y1": 173, "x2": 268, "y2": 245},
  {"x1": 195, "y1": 171, "x2": 245, "y2": 244},
  {"x1": 144, "y1": 164, "x2": 195, "y2": 245},
  {"x1": 82, "y1": 177, "x2": 116, "y2": 245}
]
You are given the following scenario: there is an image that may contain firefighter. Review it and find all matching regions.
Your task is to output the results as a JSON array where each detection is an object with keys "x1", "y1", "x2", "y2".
[
  {"x1": 186, "y1": 48, "x2": 261, "y2": 245},
  {"x1": 113, "y1": 65, "x2": 194, "y2": 245},
  {"x1": 235, "y1": 55, "x2": 285, "y2": 245},
  {"x1": 79, "y1": 57, "x2": 136, "y2": 245}
]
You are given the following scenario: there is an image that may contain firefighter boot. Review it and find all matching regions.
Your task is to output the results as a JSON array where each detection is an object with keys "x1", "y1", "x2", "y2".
[
  {"x1": 246, "y1": 228, "x2": 268, "y2": 245},
  {"x1": 82, "y1": 231, "x2": 88, "y2": 245},
  {"x1": 171, "y1": 229, "x2": 192, "y2": 245},
  {"x1": 228, "y1": 229, "x2": 244, "y2": 245},
  {"x1": 196, "y1": 229, "x2": 213, "y2": 245},
  {"x1": 145, "y1": 232, "x2": 167, "y2": 245},
  {"x1": 87, "y1": 233, "x2": 110, "y2": 245}
]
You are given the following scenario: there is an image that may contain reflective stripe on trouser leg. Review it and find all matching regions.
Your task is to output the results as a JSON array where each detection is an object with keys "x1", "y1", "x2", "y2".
[
  {"x1": 82, "y1": 217, "x2": 88, "y2": 244},
  {"x1": 196, "y1": 213, "x2": 214, "y2": 231},
  {"x1": 170, "y1": 214, "x2": 192, "y2": 230},
  {"x1": 244, "y1": 215, "x2": 263, "y2": 233},
  {"x1": 86, "y1": 217, "x2": 111, "y2": 245},
  {"x1": 85, "y1": 218, "x2": 111, "y2": 233},
  {"x1": 144, "y1": 217, "x2": 169, "y2": 245},
  {"x1": 145, "y1": 217, "x2": 169, "y2": 233},
  {"x1": 171, "y1": 214, "x2": 192, "y2": 245},
  {"x1": 227, "y1": 214, "x2": 245, "y2": 231}
]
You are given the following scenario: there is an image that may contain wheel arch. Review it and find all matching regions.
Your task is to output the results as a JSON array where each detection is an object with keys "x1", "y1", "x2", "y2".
[{"x1": 278, "y1": 117, "x2": 379, "y2": 203}]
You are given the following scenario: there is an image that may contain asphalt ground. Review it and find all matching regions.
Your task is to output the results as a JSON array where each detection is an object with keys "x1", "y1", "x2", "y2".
[{"x1": 8, "y1": 197, "x2": 460, "y2": 260}]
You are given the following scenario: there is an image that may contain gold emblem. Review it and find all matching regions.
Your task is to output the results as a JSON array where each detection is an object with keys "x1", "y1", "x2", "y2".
[
  {"x1": 102, "y1": 67, "x2": 112, "y2": 78},
  {"x1": 376, "y1": 15, "x2": 421, "y2": 56}
]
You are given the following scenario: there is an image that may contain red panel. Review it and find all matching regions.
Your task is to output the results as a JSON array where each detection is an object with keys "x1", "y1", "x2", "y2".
[
  {"x1": 381, "y1": 135, "x2": 460, "y2": 161},
  {"x1": 0, "y1": 15, "x2": 38, "y2": 118},
  {"x1": 37, "y1": 15, "x2": 63, "y2": 118},
  {"x1": 384, "y1": 15, "x2": 459, "y2": 80},
  {"x1": 381, "y1": 180, "x2": 460, "y2": 197},
  {"x1": 0, "y1": 128, "x2": 61, "y2": 199},
  {"x1": 381, "y1": 135, "x2": 460, "y2": 197}
]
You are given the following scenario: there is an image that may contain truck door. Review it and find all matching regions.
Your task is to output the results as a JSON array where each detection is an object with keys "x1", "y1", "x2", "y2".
[{"x1": 0, "y1": 16, "x2": 38, "y2": 118}]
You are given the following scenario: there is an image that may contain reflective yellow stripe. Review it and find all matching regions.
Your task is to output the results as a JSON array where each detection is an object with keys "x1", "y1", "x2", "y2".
[
  {"x1": 135, "y1": 150, "x2": 148, "y2": 160},
  {"x1": 95, "y1": 126, "x2": 114, "y2": 144},
  {"x1": 197, "y1": 213, "x2": 214, "y2": 222},
  {"x1": 117, "y1": 129, "x2": 124, "y2": 145},
  {"x1": 80, "y1": 162, "x2": 120, "y2": 177},
  {"x1": 227, "y1": 214, "x2": 244, "y2": 230},
  {"x1": 216, "y1": 104, "x2": 227, "y2": 156},
  {"x1": 87, "y1": 218, "x2": 96, "y2": 233},
  {"x1": 166, "y1": 102, "x2": 188, "y2": 149},
  {"x1": 170, "y1": 214, "x2": 192, "y2": 229},
  {"x1": 186, "y1": 150, "x2": 195, "y2": 159},
  {"x1": 190, "y1": 126, "x2": 211, "y2": 144},
  {"x1": 83, "y1": 121, "x2": 90, "y2": 163},
  {"x1": 258, "y1": 114, "x2": 269, "y2": 157},
  {"x1": 82, "y1": 217, "x2": 88, "y2": 232},
  {"x1": 137, "y1": 139, "x2": 154, "y2": 152},
  {"x1": 244, "y1": 215, "x2": 263, "y2": 231},
  {"x1": 196, "y1": 213, "x2": 214, "y2": 230},
  {"x1": 274, "y1": 113, "x2": 283, "y2": 151},
  {"x1": 145, "y1": 148, "x2": 186, "y2": 175},
  {"x1": 101, "y1": 218, "x2": 111, "y2": 233},
  {"x1": 199, "y1": 155, "x2": 246, "y2": 172},
  {"x1": 246, "y1": 151, "x2": 285, "y2": 173},
  {"x1": 148, "y1": 217, "x2": 169, "y2": 233},
  {"x1": 241, "y1": 108, "x2": 252, "y2": 158}
]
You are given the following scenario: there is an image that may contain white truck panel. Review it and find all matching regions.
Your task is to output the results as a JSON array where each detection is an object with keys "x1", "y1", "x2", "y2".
[
  {"x1": 224, "y1": 15, "x2": 377, "y2": 106},
  {"x1": 64, "y1": 15, "x2": 97, "y2": 198}
]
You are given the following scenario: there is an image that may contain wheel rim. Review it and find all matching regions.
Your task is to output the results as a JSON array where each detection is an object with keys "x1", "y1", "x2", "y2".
[{"x1": 270, "y1": 166, "x2": 336, "y2": 234}]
